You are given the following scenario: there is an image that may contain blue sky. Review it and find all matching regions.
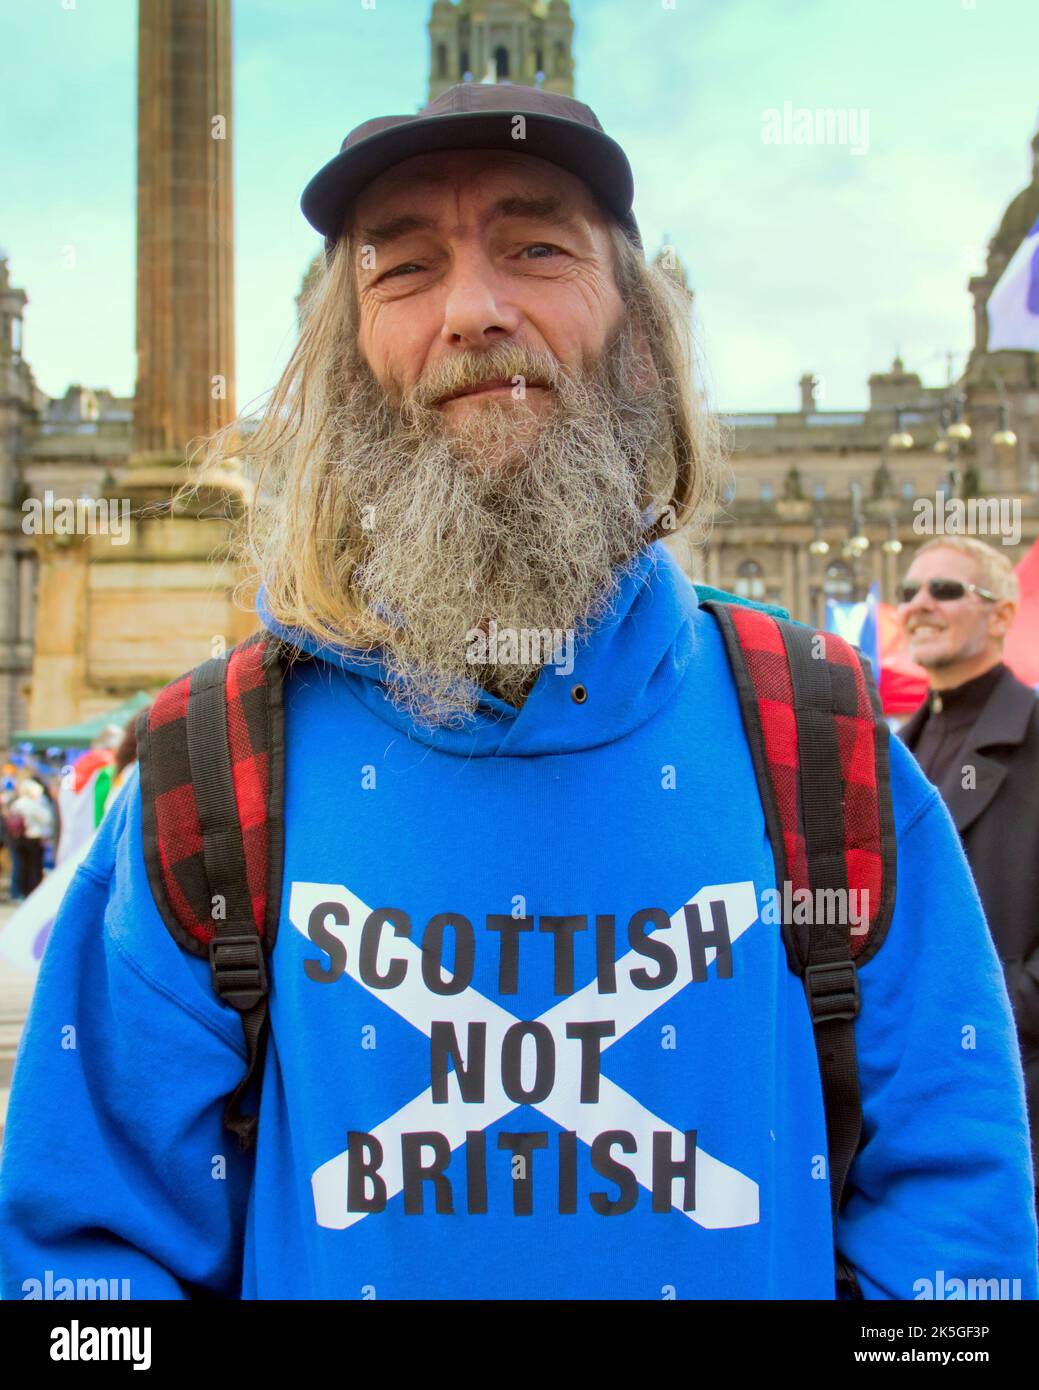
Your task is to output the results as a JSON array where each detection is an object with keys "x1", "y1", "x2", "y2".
[{"x1": 2, "y1": 0, "x2": 1037, "y2": 415}]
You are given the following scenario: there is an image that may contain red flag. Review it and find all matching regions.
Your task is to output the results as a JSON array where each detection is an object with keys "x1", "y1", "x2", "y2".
[
  {"x1": 1004, "y1": 538, "x2": 1039, "y2": 687},
  {"x1": 877, "y1": 603, "x2": 928, "y2": 715}
]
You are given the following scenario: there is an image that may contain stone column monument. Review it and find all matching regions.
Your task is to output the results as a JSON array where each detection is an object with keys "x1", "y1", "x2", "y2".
[{"x1": 29, "y1": 0, "x2": 256, "y2": 732}]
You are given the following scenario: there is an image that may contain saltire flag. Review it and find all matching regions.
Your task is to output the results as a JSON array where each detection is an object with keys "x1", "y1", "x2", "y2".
[
  {"x1": 825, "y1": 581, "x2": 880, "y2": 676},
  {"x1": 987, "y1": 215, "x2": 1039, "y2": 352}
]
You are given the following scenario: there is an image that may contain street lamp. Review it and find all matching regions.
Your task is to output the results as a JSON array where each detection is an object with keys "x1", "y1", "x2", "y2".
[
  {"x1": 933, "y1": 405, "x2": 951, "y2": 454},
  {"x1": 945, "y1": 395, "x2": 972, "y2": 442},
  {"x1": 992, "y1": 403, "x2": 1018, "y2": 449},
  {"x1": 807, "y1": 507, "x2": 830, "y2": 556},
  {"x1": 887, "y1": 407, "x2": 914, "y2": 452}
]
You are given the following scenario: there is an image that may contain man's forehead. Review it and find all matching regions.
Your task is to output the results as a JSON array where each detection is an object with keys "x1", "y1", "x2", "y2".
[
  {"x1": 353, "y1": 149, "x2": 598, "y2": 222},
  {"x1": 909, "y1": 547, "x2": 979, "y2": 580}
]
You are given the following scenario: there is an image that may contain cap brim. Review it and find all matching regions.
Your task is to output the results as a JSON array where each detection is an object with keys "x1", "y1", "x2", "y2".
[{"x1": 301, "y1": 109, "x2": 638, "y2": 247}]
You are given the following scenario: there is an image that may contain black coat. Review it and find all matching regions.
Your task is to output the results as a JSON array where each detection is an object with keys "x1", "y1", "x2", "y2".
[{"x1": 900, "y1": 666, "x2": 1039, "y2": 1171}]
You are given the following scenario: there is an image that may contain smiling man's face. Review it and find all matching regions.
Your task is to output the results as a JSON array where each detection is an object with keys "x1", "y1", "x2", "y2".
[
  {"x1": 351, "y1": 148, "x2": 627, "y2": 457},
  {"x1": 898, "y1": 545, "x2": 1014, "y2": 688}
]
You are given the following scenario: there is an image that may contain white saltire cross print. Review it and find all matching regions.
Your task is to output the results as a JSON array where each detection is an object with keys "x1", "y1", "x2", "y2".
[{"x1": 289, "y1": 880, "x2": 761, "y2": 1231}]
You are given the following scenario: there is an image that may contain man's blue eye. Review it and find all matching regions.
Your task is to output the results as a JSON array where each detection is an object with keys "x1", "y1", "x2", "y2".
[
  {"x1": 524, "y1": 244, "x2": 558, "y2": 259},
  {"x1": 384, "y1": 262, "x2": 421, "y2": 279}
]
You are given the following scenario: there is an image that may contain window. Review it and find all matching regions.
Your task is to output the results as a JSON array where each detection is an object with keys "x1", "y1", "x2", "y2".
[
  {"x1": 436, "y1": 44, "x2": 448, "y2": 79},
  {"x1": 494, "y1": 46, "x2": 509, "y2": 79},
  {"x1": 900, "y1": 479, "x2": 915, "y2": 500},
  {"x1": 460, "y1": 48, "x2": 471, "y2": 79},
  {"x1": 760, "y1": 480, "x2": 774, "y2": 502},
  {"x1": 813, "y1": 480, "x2": 826, "y2": 500},
  {"x1": 735, "y1": 560, "x2": 766, "y2": 600}
]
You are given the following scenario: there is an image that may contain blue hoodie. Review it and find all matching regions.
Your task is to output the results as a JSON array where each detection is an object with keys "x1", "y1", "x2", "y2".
[{"x1": 1, "y1": 541, "x2": 1036, "y2": 1301}]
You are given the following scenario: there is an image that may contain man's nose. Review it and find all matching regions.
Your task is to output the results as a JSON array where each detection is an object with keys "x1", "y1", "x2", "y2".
[{"x1": 440, "y1": 252, "x2": 522, "y2": 348}]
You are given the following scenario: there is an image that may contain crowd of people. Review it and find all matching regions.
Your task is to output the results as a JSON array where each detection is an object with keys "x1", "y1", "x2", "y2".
[{"x1": 0, "y1": 715, "x2": 141, "y2": 903}]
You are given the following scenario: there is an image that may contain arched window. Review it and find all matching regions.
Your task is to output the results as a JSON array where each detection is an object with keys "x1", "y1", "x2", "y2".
[
  {"x1": 494, "y1": 45, "x2": 509, "y2": 79},
  {"x1": 824, "y1": 561, "x2": 854, "y2": 599},
  {"x1": 735, "y1": 560, "x2": 766, "y2": 600},
  {"x1": 435, "y1": 44, "x2": 448, "y2": 79},
  {"x1": 460, "y1": 48, "x2": 470, "y2": 79}
]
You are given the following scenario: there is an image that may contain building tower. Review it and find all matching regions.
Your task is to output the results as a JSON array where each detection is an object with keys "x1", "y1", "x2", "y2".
[
  {"x1": 428, "y1": 0, "x2": 574, "y2": 101},
  {"x1": 0, "y1": 255, "x2": 43, "y2": 745}
]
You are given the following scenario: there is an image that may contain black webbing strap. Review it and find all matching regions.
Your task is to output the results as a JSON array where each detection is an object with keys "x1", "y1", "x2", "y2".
[
  {"x1": 186, "y1": 655, "x2": 269, "y2": 1153},
  {"x1": 779, "y1": 623, "x2": 864, "y2": 1300}
]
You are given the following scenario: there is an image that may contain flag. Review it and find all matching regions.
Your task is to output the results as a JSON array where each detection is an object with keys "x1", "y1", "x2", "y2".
[
  {"x1": 876, "y1": 603, "x2": 929, "y2": 716},
  {"x1": 1004, "y1": 537, "x2": 1039, "y2": 687},
  {"x1": 825, "y1": 582, "x2": 880, "y2": 676},
  {"x1": 0, "y1": 836, "x2": 91, "y2": 975},
  {"x1": 987, "y1": 215, "x2": 1039, "y2": 352}
]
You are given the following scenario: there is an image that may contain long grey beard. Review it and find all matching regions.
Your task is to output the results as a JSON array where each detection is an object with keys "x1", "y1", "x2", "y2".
[{"x1": 325, "y1": 322, "x2": 667, "y2": 727}]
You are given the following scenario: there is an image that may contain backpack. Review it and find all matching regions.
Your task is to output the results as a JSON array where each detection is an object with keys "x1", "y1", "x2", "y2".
[{"x1": 135, "y1": 592, "x2": 896, "y2": 1299}]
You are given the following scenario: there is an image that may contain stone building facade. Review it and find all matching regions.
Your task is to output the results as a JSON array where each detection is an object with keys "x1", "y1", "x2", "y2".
[
  {"x1": 705, "y1": 331, "x2": 1039, "y2": 625},
  {"x1": 0, "y1": 255, "x2": 47, "y2": 747}
]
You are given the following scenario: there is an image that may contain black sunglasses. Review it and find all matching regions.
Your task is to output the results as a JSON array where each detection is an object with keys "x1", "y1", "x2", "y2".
[{"x1": 897, "y1": 577, "x2": 998, "y2": 605}]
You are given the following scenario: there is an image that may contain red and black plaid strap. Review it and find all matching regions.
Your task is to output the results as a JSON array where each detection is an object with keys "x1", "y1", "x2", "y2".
[
  {"x1": 702, "y1": 599, "x2": 897, "y2": 1297},
  {"x1": 136, "y1": 630, "x2": 296, "y2": 1151}
]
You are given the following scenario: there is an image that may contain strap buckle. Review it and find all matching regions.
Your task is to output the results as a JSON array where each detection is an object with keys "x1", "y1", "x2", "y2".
[
  {"x1": 804, "y1": 959, "x2": 860, "y2": 1024},
  {"x1": 208, "y1": 931, "x2": 268, "y2": 1012}
]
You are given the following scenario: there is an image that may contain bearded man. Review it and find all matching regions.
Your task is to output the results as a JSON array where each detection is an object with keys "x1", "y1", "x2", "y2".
[{"x1": 1, "y1": 85, "x2": 1035, "y2": 1304}]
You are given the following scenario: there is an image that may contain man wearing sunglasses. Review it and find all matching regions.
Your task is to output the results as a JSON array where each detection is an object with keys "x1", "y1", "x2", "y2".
[{"x1": 898, "y1": 535, "x2": 1039, "y2": 1184}]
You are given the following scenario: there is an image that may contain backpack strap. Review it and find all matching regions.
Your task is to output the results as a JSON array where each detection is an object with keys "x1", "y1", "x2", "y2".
[
  {"x1": 136, "y1": 630, "x2": 297, "y2": 1152},
  {"x1": 701, "y1": 597, "x2": 897, "y2": 1298}
]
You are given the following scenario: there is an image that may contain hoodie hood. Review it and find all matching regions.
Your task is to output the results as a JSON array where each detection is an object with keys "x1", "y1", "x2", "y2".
[{"x1": 256, "y1": 540, "x2": 700, "y2": 759}]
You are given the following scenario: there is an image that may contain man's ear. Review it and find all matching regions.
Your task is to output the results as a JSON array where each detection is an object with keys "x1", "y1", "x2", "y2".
[{"x1": 989, "y1": 598, "x2": 1016, "y2": 642}]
